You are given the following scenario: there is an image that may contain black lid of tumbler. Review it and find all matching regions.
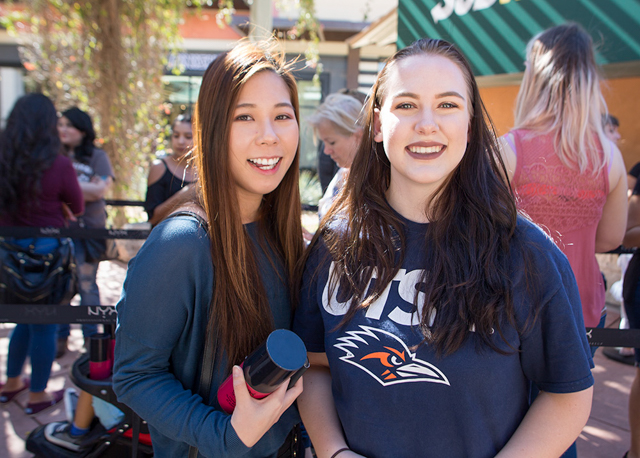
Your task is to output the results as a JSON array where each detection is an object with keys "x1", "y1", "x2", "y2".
[
  {"x1": 89, "y1": 333, "x2": 110, "y2": 362},
  {"x1": 244, "y1": 329, "x2": 307, "y2": 394}
]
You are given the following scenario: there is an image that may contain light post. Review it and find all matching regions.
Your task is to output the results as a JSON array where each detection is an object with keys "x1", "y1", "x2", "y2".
[{"x1": 248, "y1": 0, "x2": 274, "y2": 42}]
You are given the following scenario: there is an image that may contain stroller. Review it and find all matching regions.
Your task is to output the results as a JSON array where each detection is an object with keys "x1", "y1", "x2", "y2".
[{"x1": 26, "y1": 353, "x2": 153, "y2": 457}]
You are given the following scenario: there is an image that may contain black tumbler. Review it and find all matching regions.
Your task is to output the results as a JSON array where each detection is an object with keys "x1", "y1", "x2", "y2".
[{"x1": 217, "y1": 329, "x2": 309, "y2": 414}]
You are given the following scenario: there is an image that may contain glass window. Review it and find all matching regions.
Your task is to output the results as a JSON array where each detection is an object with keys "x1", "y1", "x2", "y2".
[
  {"x1": 161, "y1": 75, "x2": 202, "y2": 117},
  {"x1": 297, "y1": 78, "x2": 322, "y2": 170}
]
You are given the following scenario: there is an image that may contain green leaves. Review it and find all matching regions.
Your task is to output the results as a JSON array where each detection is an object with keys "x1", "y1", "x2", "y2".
[{"x1": 7, "y1": 0, "x2": 189, "y2": 218}]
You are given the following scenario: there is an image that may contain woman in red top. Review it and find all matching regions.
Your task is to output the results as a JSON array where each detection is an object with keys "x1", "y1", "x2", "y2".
[
  {"x1": 0, "y1": 93, "x2": 84, "y2": 415},
  {"x1": 501, "y1": 23, "x2": 627, "y2": 331},
  {"x1": 500, "y1": 23, "x2": 628, "y2": 458}
]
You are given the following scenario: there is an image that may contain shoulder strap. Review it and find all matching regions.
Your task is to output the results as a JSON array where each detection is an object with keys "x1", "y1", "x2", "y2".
[
  {"x1": 606, "y1": 139, "x2": 615, "y2": 175},
  {"x1": 504, "y1": 132, "x2": 516, "y2": 154},
  {"x1": 166, "y1": 210, "x2": 208, "y2": 229},
  {"x1": 188, "y1": 323, "x2": 218, "y2": 458},
  {"x1": 153, "y1": 157, "x2": 171, "y2": 178}
]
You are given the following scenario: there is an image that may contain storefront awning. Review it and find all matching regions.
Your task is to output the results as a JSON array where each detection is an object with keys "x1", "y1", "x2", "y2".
[{"x1": 398, "y1": 0, "x2": 640, "y2": 76}]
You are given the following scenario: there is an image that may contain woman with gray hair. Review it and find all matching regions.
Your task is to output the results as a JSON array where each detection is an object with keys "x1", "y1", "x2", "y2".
[{"x1": 308, "y1": 93, "x2": 364, "y2": 219}]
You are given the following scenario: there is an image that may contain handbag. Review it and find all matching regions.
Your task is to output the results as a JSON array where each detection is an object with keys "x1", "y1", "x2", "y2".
[{"x1": 0, "y1": 237, "x2": 78, "y2": 305}]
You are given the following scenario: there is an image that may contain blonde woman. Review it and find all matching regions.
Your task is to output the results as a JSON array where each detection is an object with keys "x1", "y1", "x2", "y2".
[
  {"x1": 501, "y1": 22, "x2": 627, "y2": 333},
  {"x1": 307, "y1": 93, "x2": 364, "y2": 219}
]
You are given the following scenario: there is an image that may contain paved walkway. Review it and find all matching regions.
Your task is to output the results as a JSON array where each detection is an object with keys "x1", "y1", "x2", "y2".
[
  {"x1": 578, "y1": 310, "x2": 635, "y2": 458},
  {"x1": 0, "y1": 260, "x2": 636, "y2": 457}
]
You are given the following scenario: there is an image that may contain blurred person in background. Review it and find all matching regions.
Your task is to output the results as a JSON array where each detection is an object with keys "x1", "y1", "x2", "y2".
[
  {"x1": 308, "y1": 93, "x2": 364, "y2": 220},
  {"x1": 629, "y1": 163, "x2": 640, "y2": 194},
  {"x1": 0, "y1": 94, "x2": 84, "y2": 414},
  {"x1": 603, "y1": 114, "x2": 635, "y2": 364},
  {"x1": 601, "y1": 114, "x2": 638, "y2": 193},
  {"x1": 501, "y1": 22, "x2": 627, "y2": 336},
  {"x1": 316, "y1": 90, "x2": 366, "y2": 194},
  {"x1": 500, "y1": 23, "x2": 627, "y2": 457},
  {"x1": 621, "y1": 178, "x2": 640, "y2": 458},
  {"x1": 604, "y1": 114, "x2": 621, "y2": 146},
  {"x1": 144, "y1": 114, "x2": 196, "y2": 227},
  {"x1": 56, "y1": 107, "x2": 115, "y2": 357}
]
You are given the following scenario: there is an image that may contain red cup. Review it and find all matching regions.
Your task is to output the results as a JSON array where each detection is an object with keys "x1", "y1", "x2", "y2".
[{"x1": 89, "y1": 333, "x2": 111, "y2": 380}]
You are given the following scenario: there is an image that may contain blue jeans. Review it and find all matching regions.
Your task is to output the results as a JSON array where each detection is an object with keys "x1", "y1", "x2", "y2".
[
  {"x1": 6, "y1": 324, "x2": 57, "y2": 392},
  {"x1": 57, "y1": 239, "x2": 99, "y2": 339}
]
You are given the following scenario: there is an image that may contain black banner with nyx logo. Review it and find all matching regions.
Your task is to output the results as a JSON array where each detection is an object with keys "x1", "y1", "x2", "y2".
[
  {"x1": 0, "y1": 304, "x2": 117, "y2": 324},
  {"x1": 586, "y1": 327, "x2": 640, "y2": 349},
  {"x1": 0, "y1": 226, "x2": 149, "y2": 240},
  {"x1": 0, "y1": 302, "x2": 638, "y2": 348}
]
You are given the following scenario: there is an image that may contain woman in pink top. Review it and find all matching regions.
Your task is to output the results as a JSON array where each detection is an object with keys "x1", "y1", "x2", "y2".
[{"x1": 501, "y1": 23, "x2": 627, "y2": 332}]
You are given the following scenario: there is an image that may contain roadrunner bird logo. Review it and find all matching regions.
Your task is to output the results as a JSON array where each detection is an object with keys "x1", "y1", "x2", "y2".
[{"x1": 335, "y1": 326, "x2": 450, "y2": 387}]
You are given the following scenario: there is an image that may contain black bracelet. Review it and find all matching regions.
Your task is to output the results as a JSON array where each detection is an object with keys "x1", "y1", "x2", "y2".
[{"x1": 330, "y1": 448, "x2": 350, "y2": 458}]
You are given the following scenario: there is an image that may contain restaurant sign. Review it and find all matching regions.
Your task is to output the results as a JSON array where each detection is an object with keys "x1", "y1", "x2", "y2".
[{"x1": 398, "y1": 0, "x2": 640, "y2": 76}]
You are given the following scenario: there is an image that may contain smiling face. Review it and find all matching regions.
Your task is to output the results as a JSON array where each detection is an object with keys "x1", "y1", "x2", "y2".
[
  {"x1": 374, "y1": 53, "x2": 471, "y2": 221},
  {"x1": 228, "y1": 70, "x2": 299, "y2": 220},
  {"x1": 316, "y1": 120, "x2": 361, "y2": 168}
]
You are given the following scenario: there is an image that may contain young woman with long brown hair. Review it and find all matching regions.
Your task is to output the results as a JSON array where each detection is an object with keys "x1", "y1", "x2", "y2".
[
  {"x1": 294, "y1": 38, "x2": 594, "y2": 458},
  {"x1": 113, "y1": 40, "x2": 305, "y2": 457}
]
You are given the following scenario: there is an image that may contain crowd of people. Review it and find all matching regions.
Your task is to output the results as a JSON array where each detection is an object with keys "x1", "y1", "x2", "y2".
[{"x1": 0, "y1": 20, "x2": 637, "y2": 458}]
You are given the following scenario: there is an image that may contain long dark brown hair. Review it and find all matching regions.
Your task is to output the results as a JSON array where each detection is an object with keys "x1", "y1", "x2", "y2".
[
  {"x1": 61, "y1": 107, "x2": 97, "y2": 165},
  {"x1": 306, "y1": 38, "x2": 524, "y2": 356},
  {"x1": 0, "y1": 93, "x2": 61, "y2": 218},
  {"x1": 193, "y1": 40, "x2": 303, "y2": 370}
]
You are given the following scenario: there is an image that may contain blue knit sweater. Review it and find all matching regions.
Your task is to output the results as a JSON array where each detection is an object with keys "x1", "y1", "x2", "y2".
[{"x1": 113, "y1": 214, "x2": 300, "y2": 458}]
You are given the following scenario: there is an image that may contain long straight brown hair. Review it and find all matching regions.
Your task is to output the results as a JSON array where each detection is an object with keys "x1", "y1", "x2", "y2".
[{"x1": 193, "y1": 40, "x2": 303, "y2": 370}]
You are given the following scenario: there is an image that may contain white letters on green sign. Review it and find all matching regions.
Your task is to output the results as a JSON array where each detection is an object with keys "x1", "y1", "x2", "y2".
[{"x1": 431, "y1": 0, "x2": 499, "y2": 23}]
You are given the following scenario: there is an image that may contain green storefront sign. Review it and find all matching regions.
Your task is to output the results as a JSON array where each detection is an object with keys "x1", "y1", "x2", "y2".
[{"x1": 398, "y1": 0, "x2": 640, "y2": 76}]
